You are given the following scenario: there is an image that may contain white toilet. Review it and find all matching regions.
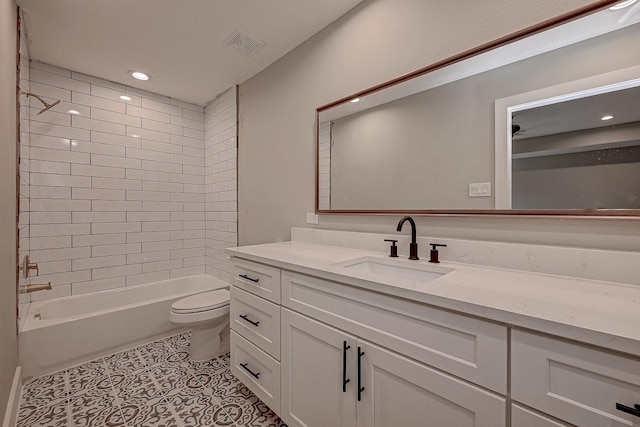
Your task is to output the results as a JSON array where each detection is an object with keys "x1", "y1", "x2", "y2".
[{"x1": 169, "y1": 289, "x2": 230, "y2": 361}]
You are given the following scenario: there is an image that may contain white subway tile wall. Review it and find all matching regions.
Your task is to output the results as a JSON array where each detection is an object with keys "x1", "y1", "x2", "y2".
[
  {"x1": 18, "y1": 10, "x2": 31, "y2": 329},
  {"x1": 318, "y1": 121, "x2": 331, "y2": 210},
  {"x1": 204, "y1": 87, "x2": 238, "y2": 282},
  {"x1": 20, "y1": 61, "x2": 238, "y2": 301}
]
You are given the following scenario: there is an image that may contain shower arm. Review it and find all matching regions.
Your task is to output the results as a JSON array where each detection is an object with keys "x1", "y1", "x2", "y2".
[{"x1": 21, "y1": 91, "x2": 61, "y2": 115}]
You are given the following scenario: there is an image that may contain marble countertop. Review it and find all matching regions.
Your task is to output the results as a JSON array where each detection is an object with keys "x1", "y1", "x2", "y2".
[{"x1": 226, "y1": 241, "x2": 640, "y2": 358}]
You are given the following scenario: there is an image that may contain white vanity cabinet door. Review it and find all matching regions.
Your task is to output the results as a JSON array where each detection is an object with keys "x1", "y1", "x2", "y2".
[
  {"x1": 230, "y1": 286, "x2": 281, "y2": 360},
  {"x1": 357, "y1": 339, "x2": 506, "y2": 427},
  {"x1": 231, "y1": 257, "x2": 281, "y2": 303},
  {"x1": 512, "y1": 330, "x2": 640, "y2": 427},
  {"x1": 281, "y1": 308, "x2": 357, "y2": 427},
  {"x1": 511, "y1": 405, "x2": 572, "y2": 427}
]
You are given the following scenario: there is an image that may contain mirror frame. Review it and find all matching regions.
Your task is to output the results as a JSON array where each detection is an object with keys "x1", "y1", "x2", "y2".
[{"x1": 315, "y1": 0, "x2": 640, "y2": 217}]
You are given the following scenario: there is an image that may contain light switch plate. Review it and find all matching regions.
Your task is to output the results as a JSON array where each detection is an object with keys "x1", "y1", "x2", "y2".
[
  {"x1": 306, "y1": 212, "x2": 319, "y2": 224},
  {"x1": 469, "y1": 182, "x2": 491, "y2": 197}
]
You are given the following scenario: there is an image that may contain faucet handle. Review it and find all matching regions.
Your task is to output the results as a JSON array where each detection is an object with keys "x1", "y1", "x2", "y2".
[
  {"x1": 21, "y1": 255, "x2": 39, "y2": 279},
  {"x1": 384, "y1": 239, "x2": 398, "y2": 258},
  {"x1": 428, "y1": 243, "x2": 447, "y2": 264}
]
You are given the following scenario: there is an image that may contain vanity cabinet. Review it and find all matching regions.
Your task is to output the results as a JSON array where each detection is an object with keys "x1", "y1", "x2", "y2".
[
  {"x1": 281, "y1": 308, "x2": 505, "y2": 427},
  {"x1": 511, "y1": 330, "x2": 640, "y2": 427},
  {"x1": 230, "y1": 257, "x2": 507, "y2": 427},
  {"x1": 229, "y1": 260, "x2": 283, "y2": 413},
  {"x1": 229, "y1": 254, "x2": 640, "y2": 427}
]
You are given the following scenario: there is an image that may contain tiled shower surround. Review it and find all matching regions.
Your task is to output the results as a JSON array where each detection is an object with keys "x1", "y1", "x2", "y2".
[
  {"x1": 317, "y1": 121, "x2": 330, "y2": 210},
  {"x1": 204, "y1": 88, "x2": 238, "y2": 282},
  {"x1": 20, "y1": 62, "x2": 237, "y2": 303},
  {"x1": 18, "y1": 331, "x2": 286, "y2": 427},
  {"x1": 18, "y1": 9, "x2": 31, "y2": 327}
]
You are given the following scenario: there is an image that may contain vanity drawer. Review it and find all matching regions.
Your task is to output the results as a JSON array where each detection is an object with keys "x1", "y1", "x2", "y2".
[
  {"x1": 281, "y1": 270, "x2": 507, "y2": 394},
  {"x1": 230, "y1": 330, "x2": 281, "y2": 414},
  {"x1": 230, "y1": 286, "x2": 281, "y2": 360},
  {"x1": 511, "y1": 405, "x2": 571, "y2": 427},
  {"x1": 512, "y1": 330, "x2": 640, "y2": 427},
  {"x1": 231, "y1": 257, "x2": 281, "y2": 303}
]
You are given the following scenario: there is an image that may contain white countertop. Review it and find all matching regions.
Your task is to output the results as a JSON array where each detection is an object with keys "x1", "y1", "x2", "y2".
[{"x1": 226, "y1": 241, "x2": 640, "y2": 358}]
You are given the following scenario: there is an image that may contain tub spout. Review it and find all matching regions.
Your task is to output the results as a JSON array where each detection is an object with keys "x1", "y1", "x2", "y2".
[{"x1": 20, "y1": 282, "x2": 52, "y2": 294}]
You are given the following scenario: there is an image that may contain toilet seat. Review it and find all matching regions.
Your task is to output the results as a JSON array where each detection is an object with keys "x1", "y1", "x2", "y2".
[
  {"x1": 169, "y1": 288, "x2": 230, "y2": 326},
  {"x1": 171, "y1": 289, "x2": 230, "y2": 314}
]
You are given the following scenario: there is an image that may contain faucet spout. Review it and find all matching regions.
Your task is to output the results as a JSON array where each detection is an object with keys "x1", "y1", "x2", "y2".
[{"x1": 396, "y1": 216, "x2": 419, "y2": 260}]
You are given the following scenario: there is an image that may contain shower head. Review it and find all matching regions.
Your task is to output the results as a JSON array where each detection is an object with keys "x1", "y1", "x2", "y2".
[
  {"x1": 21, "y1": 91, "x2": 61, "y2": 115},
  {"x1": 37, "y1": 99, "x2": 60, "y2": 115}
]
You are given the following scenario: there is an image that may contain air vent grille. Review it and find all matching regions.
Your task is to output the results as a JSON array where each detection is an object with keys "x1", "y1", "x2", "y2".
[{"x1": 224, "y1": 30, "x2": 264, "y2": 56}]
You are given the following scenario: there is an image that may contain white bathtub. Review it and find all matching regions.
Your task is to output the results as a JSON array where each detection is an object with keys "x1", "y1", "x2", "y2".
[{"x1": 19, "y1": 274, "x2": 228, "y2": 379}]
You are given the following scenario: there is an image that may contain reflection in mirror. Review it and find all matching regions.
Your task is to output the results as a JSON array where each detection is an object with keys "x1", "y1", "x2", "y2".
[
  {"x1": 317, "y1": 3, "x2": 640, "y2": 214},
  {"x1": 511, "y1": 86, "x2": 640, "y2": 209}
]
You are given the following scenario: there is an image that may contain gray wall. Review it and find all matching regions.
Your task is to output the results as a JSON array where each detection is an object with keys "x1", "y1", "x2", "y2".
[
  {"x1": 0, "y1": 0, "x2": 18, "y2": 418},
  {"x1": 239, "y1": 0, "x2": 640, "y2": 252},
  {"x1": 330, "y1": 84, "x2": 494, "y2": 210},
  {"x1": 513, "y1": 148, "x2": 640, "y2": 209}
]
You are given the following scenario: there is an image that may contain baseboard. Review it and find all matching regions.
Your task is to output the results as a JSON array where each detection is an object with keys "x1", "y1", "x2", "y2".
[{"x1": 2, "y1": 367, "x2": 21, "y2": 427}]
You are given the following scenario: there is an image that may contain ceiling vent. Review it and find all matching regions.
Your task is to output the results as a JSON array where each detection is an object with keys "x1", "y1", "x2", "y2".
[{"x1": 224, "y1": 30, "x2": 265, "y2": 56}]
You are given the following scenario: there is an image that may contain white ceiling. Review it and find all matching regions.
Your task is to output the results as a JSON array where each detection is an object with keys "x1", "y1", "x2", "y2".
[
  {"x1": 513, "y1": 85, "x2": 640, "y2": 140},
  {"x1": 17, "y1": 0, "x2": 363, "y2": 105}
]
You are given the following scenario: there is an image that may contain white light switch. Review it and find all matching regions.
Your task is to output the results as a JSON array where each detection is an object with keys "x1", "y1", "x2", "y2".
[
  {"x1": 469, "y1": 182, "x2": 491, "y2": 197},
  {"x1": 306, "y1": 212, "x2": 319, "y2": 224}
]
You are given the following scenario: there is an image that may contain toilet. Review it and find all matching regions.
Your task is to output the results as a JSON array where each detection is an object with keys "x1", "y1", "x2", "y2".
[{"x1": 169, "y1": 289, "x2": 230, "y2": 361}]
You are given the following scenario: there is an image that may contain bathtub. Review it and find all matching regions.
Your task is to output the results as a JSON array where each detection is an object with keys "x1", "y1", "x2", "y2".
[{"x1": 19, "y1": 274, "x2": 228, "y2": 379}]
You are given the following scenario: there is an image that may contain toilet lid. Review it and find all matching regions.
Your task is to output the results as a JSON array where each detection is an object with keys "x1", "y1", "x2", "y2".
[{"x1": 171, "y1": 289, "x2": 230, "y2": 314}]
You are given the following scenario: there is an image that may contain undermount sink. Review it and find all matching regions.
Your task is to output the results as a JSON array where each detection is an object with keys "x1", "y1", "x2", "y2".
[{"x1": 336, "y1": 256, "x2": 453, "y2": 283}]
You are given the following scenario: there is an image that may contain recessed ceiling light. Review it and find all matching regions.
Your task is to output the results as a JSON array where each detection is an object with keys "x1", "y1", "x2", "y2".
[
  {"x1": 130, "y1": 71, "x2": 150, "y2": 81},
  {"x1": 67, "y1": 109, "x2": 80, "y2": 115},
  {"x1": 120, "y1": 95, "x2": 132, "y2": 101},
  {"x1": 350, "y1": 98, "x2": 360, "y2": 103},
  {"x1": 609, "y1": 0, "x2": 637, "y2": 10},
  {"x1": 601, "y1": 115, "x2": 614, "y2": 121},
  {"x1": 130, "y1": 134, "x2": 140, "y2": 138}
]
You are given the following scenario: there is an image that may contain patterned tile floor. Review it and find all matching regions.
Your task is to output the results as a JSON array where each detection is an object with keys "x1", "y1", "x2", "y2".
[{"x1": 18, "y1": 331, "x2": 287, "y2": 427}]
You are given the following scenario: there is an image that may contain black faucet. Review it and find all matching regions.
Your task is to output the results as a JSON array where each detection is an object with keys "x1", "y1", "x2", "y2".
[{"x1": 396, "y1": 216, "x2": 419, "y2": 260}]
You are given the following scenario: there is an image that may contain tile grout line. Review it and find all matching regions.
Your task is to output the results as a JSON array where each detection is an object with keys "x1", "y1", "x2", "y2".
[
  {"x1": 162, "y1": 332, "x2": 240, "y2": 426},
  {"x1": 133, "y1": 345, "x2": 185, "y2": 425},
  {"x1": 102, "y1": 356, "x2": 129, "y2": 427},
  {"x1": 64, "y1": 370, "x2": 72, "y2": 427}
]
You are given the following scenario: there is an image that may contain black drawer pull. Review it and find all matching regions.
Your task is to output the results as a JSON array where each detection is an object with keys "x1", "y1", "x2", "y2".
[
  {"x1": 239, "y1": 314, "x2": 260, "y2": 327},
  {"x1": 239, "y1": 274, "x2": 259, "y2": 283},
  {"x1": 342, "y1": 341, "x2": 351, "y2": 393},
  {"x1": 240, "y1": 363, "x2": 260, "y2": 380},
  {"x1": 357, "y1": 347, "x2": 365, "y2": 402},
  {"x1": 616, "y1": 403, "x2": 640, "y2": 418}
]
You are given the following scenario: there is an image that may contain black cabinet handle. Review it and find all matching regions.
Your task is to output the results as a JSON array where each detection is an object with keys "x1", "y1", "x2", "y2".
[
  {"x1": 616, "y1": 403, "x2": 640, "y2": 418},
  {"x1": 239, "y1": 274, "x2": 259, "y2": 283},
  {"x1": 342, "y1": 341, "x2": 351, "y2": 393},
  {"x1": 240, "y1": 363, "x2": 260, "y2": 380},
  {"x1": 239, "y1": 314, "x2": 260, "y2": 327},
  {"x1": 357, "y1": 347, "x2": 365, "y2": 402}
]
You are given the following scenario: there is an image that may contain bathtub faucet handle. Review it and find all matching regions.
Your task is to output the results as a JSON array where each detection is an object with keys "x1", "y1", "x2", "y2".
[{"x1": 22, "y1": 255, "x2": 39, "y2": 278}]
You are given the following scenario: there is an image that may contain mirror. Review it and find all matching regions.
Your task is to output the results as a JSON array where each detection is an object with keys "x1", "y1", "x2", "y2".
[{"x1": 317, "y1": 2, "x2": 640, "y2": 215}]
